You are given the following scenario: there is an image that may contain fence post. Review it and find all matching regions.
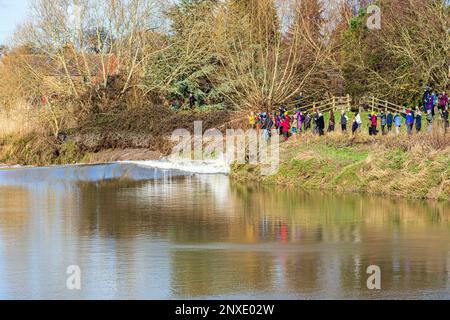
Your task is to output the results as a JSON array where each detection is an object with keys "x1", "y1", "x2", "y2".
[
  {"x1": 385, "y1": 101, "x2": 388, "y2": 113},
  {"x1": 332, "y1": 96, "x2": 336, "y2": 111},
  {"x1": 346, "y1": 94, "x2": 351, "y2": 111},
  {"x1": 371, "y1": 96, "x2": 375, "y2": 113}
]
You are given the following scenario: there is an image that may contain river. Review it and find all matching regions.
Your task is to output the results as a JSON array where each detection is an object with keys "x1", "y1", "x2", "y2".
[{"x1": 0, "y1": 163, "x2": 449, "y2": 299}]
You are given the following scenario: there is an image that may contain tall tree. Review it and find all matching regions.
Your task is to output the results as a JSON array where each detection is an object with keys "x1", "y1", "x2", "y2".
[
  {"x1": 143, "y1": 0, "x2": 224, "y2": 108},
  {"x1": 340, "y1": 0, "x2": 449, "y2": 103}
]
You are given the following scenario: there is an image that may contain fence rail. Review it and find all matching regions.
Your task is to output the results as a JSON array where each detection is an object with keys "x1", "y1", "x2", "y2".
[
  {"x1": 216, "y1": 95, "x2": 409, "y2": 131},
  {"x1": 362, "y1": 97, "x2": 405, "y2": 113}
]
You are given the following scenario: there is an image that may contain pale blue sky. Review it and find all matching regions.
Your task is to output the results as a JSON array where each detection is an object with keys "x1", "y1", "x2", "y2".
[{"x1": 0, "y1": 0, "x2": 29, "y2": 44}]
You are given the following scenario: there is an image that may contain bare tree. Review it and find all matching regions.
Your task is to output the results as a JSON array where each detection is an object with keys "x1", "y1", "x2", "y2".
[{"x1": 212, "y1": 0, "x2": 332, "y2": 110}]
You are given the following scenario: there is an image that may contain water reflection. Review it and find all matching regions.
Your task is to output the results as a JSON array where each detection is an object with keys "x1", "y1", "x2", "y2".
[{"x1": 0, "y1": 165, "x2": 449, "y2": 299}]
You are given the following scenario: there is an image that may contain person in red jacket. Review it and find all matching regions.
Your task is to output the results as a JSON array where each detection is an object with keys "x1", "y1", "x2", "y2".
[
  {"x1": 370, "y1": 112, "x2": 378, "y2": 136},
  {"x1": 281, "y1": 113, "x2": 291, "y2": 141}
]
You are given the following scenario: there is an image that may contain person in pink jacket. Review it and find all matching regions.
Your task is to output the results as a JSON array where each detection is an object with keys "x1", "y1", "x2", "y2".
[{"x1": 281, "y1": 114, "x2": 291, "y2": 141}]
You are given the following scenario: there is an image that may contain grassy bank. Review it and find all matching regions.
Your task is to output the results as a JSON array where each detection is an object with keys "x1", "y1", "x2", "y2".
[
  {"x1": 0, "y1": 134, "x2": 90, "y2": 166},
  {"x1": 231, "y1": 132, "x2": 450, "y2": 201},
  {"x1": 0, "y1": 106, "x2": 234, "y2": 166}
]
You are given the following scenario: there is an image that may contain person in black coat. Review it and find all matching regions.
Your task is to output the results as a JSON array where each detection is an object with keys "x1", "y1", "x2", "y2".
[
  {"x1": 443, "y1": 108, "x2": 449, "y2": 133},
  {"x1": 318, "y1": 113, "x2": 325, "y2": 136},
  {"x1": 189, "y1": 93, "x2": 196, "y2": 109}
]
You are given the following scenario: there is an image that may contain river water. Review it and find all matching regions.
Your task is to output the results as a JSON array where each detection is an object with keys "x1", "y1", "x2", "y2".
[{"x1": 0, "y1": 163, "x2": 449, "y2": 299}]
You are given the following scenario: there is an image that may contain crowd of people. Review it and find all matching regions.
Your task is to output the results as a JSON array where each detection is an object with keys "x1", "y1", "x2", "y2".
[{"x1": 248, "y1": 90, "x2": 449, "y2": 142}]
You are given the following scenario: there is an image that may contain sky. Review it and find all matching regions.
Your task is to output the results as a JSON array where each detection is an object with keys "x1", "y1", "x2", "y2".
[{"x1": 0, "y1": 0, "x2": 29, "y2": 44}]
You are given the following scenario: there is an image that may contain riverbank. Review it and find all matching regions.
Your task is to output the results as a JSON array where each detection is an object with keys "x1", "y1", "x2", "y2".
[
  {"x1": 0, "y1": 134, "x2": 164, "y2": 166},
  {"x1": 0, "y1": 106, "x2": 233, "y2": 166},
  {"x1": 1, "y1": 109, "x2": 449, "y2": 201},
  {"x1": 230, "y1": 132, "x2": 450, "y2": 201}
]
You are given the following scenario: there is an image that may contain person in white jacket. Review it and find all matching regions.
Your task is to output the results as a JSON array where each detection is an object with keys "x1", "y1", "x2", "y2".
[
  {"x1": 355, "y1": 112, "x2": 362, "y2": 128},
  {"x1": 352, "y1": 112, "x2": 362, "y2": 134}
]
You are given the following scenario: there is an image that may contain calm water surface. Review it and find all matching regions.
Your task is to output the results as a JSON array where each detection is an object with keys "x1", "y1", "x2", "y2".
[{"x1": 0, "y1": 163, "x2": 449, "y2": 299}]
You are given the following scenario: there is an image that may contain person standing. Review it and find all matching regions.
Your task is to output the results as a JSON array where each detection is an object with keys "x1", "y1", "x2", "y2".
[
  {"x1": 328, "y1": 110, "x2": 335, "y2": 132},
  {"x1": 248, "y1": 112, "x2": 256, "y2": 129},
  {"x1": 394, "y1": 112, "x2": 402, "y2": 135},
  {"x1": 370, "y1": 112, "x2": 378, "y2": 136},
  {"x1": 318, "y1": 113, "x2": 325, "y2": 136},
  {"x1": 255, "y1": 113, "x2": 262, "y2": 136},
  {"x1": 313, "y1": 110, "x2": 320, "y2": 135},
  {"x1": 279, "y1": 106, "x2": 286, "y2": 118},
  {"x1": 296, "y1": 110, "x2": 303, "y2": 134},
  {"x1": 189, "y1": 93, "x2": 197, "y2": 109},
  {"x1": 304, "y1": 112, "x2": 312, "y2": 132},
  {"x1": 402, "y1": 109, "x2": 414, "y2": 136},
  {"x1": 439, "y1": 92, "x2": 448, "y2": 115},
  {"x1": 355, "y1": 111, "x2": 362, "y2": 129},
  {"x1": 341, "y1": 111, "x2": 348, "y2": 132},
  {"x1": 423, "y1": 87, "x2": 431, "y2": 106},
  {"x1": 379, "y1": 110, "x2": 387, "y2": 135},
  {"x1": 352, "y1": 113, "x2": 360, "y2": 135},
  {"x1": 281, "y1": 113, "x2": 291, "y2": 141},
  {"x1": 415, "y1": 109, "x2": 422, "y2": 133},
  {"x1": 387, "y1": 111, "x2": 394, "y2": 133},
  {"x1": 426, "y1": 110, "x2": 433, "y2": 133},
  {"x1": 430, "y1": 90, "x2": 437, "y2": 116},
  {"x1": 443, "y1": 108, "x2": 449, "y2": 133},
  {"x1": 274, "y1": 112, "x2": 280, "y2": 132},
  {"x1": 262, "y1": 113, "x2": 273, "y2": 142}
]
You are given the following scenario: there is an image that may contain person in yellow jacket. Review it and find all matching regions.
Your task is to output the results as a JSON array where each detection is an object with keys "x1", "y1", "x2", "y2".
[{"x1": 248, "y1": 112, "x2": 256, "y2": 129}]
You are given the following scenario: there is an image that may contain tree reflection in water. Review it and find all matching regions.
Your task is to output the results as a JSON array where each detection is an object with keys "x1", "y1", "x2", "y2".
[{"x1": 0, "y1": 167, "x2": 448, "y2": 299}]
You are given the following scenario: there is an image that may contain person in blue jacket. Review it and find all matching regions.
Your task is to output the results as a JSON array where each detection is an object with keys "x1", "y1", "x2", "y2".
[
  {"x1": 415, "y1": 109, "x2": 422, "y2": 133},
  {"x1": 402, "y1": 109, "x2": 414, "y2": 136},
  {"x1": 394, "y1": 112, "x2": 402, "y2": 135},
  {"x1": 431, "y1": 91, "x2": 437, "y2": 116},
  {"x1": 387, "y1": 111, "x2": 394, "y2": 133}
]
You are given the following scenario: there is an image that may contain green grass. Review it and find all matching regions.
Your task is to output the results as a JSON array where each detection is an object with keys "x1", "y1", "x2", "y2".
[{"x1": 231, "y1": 137, "x2": 450, "y2": 201}]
